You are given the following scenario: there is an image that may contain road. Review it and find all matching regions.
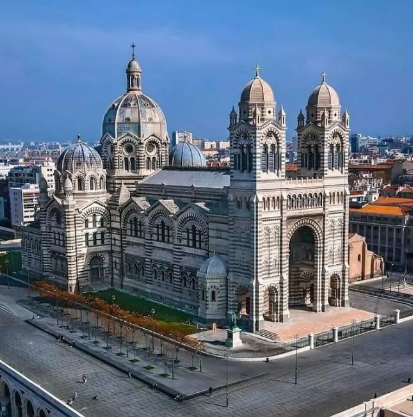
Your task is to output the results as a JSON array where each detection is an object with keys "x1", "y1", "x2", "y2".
[{"x1": 1, "y1": 288, "x2": 413, "y2": 416}]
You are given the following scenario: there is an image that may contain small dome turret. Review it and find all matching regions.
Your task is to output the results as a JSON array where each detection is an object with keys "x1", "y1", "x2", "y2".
[
  {"x1": 199, "y1": 255, "x2": 227, "y2": 278},
  {"x1": 169, "y1": 142, "x2": 206, "y2": 168},
  {"x1": 56, "y1": 136, "x2": 103, "y2": 174}
]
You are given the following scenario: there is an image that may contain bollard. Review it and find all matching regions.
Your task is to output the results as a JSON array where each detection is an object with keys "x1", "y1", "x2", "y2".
[
  {"x1": 308, "y1": 333, "x2": 315, "y2": 349},
  {"x1": 333, "y1": 327, "x2": 339, "y2": 343},
  {"x1": 375, "y1": 314, "x2": 381, "y2": 330},
  {"x1": 395, "y1": 309, "x2": 400, "y2": 324}
]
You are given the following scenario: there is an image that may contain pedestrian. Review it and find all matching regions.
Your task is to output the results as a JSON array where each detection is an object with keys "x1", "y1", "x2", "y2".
[
  {"x1": 208, "y1": 386, "x2": 213, "y2": 397},
  {"x1": 92, "y1": 395, "x2": 98, "y2": 401},
  {"x1": 72, "y1": 340, "x2": 75, "y2": 348},
  {"x1": 82, "y1": 374, "x2": 87, "y2": 383},
  {"x1": 128, "y1": 371, "x2": 132, "y2": 379},
  {"x1": 152, "y1": 382, "x2": 158, "y2": 391},
  {"x1": 73, "y1": 392, "x2": 78, "y2": 400},
  {"x1": 374, "y1": 393, "x2": 377, "y2": 399}
]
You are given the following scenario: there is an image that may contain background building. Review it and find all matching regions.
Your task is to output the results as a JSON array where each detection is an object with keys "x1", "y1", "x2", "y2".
[
  {"x1": 171, "y1": 131, "x2": 193, "y2": 148},
  {"x1": 10, "y1": 184, "x2": 39, "y2": 227}
]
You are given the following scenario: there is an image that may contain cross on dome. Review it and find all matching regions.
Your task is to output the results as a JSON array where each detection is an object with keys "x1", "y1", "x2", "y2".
[
  {"x1": 255, "y1": 64, "x2": 261, "y2": 77},
  {"x1": 321, "y1": 71, "x2": 327, "y2": 83},
  {"x1": 130, "y1": 43, "x2": 136, "y2": 59}
]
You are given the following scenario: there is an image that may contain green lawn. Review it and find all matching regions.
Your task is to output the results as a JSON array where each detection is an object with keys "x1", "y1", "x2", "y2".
[
  {"x1": 0, "y1": 251, "x2": 22, "y2": 274},
  {"x1": 89, "y1": 289, "x2": 195, "y2": 325}
]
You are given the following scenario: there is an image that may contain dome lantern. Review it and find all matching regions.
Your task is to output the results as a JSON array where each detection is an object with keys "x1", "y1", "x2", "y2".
[{"x1": 126, "y1": 43, "x2": 142, "y2": 92}]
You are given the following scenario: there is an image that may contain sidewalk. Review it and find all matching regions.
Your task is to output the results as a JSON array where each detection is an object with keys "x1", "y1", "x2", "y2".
[{"x1": 21, "y1": 300, "x2": 266, "y2": 399}]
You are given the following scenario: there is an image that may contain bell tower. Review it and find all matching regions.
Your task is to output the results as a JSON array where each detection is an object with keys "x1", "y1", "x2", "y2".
[{"x1": 228, "y1": 67, "x2": 287, "y2": 331}]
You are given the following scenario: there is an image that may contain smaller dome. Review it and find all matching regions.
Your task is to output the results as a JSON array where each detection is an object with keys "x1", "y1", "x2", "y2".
[
  {"x1": 169, "y1": 142, "x2": 206, "y2": 168},
  {"x1": 199, "y1": 255, "x2": 227, "y2": 278},
  {"x1": 308, "y1": 73, "x2": 340, "y2": 107},
  {"x1": 57, "y1": 137, "x2": 103, "y2": 174},
  {"x1": 64, "y1": 177, "x2": 73, "y2": 191},
  {"x1": 240, "y1": 67, "x2": 274, "y2": 103},
  {"x1": 127, "y1": 58, "x2": 141, "y2": 72}
]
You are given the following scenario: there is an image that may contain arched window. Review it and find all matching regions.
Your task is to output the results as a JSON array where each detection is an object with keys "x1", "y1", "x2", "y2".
[
  {"x1": 358, "y1": 254, "x2": 361, "y2": 262},
  {"x1": 85, "y1": 233, "x2": 89, "y2": 246},
  {"x1": 169, "y1": 272, "x2": 173, "y2": 283},
  {"x1": 156, "y1": 220, "x2": 170, "y2": 243},
  {"x1": 161, "y1": 270, "x2": 165, "y2": 281},
  {"x1": 90, "y1": 177, "x2": 96, "y2": 190},
  {"x1": 153, "y1": 269, "x2": 158, "y2": 280},
  {"x1": 130, "y1": 157, "x2": 136, "y2": 171},
  {"x1": 100, "y1": 217, "x2": 104, "y2": 227},
  {"x1": 141, "y1": 265, "x2": 145, "y2": 277},
  {"x1": 146, "y1": 157, "x2": 150, "y2": 170},
  {"x1": 101, "y1": 231, "x2": 105, "y2": 245},
  {"x1": 124, "y1": 157, "x2": 129, "y2": 171},
  {"x1": 211, "y1": 290, "x2": 216, "y2": 302},
  {"x1": 92, "y1": 214, "x2": 97, "y2": 227},
  {"x1": 182, "y1": 275, "x2": 187, "y2": 288},
  {"x1": 152, "y1": 157, "x2": 156, "y2": 170},
  {"x1": 100, "y1": 176, "x2": 104, "y2": 189},
  {"x1": 77, "y1": 177, "x2": 84, "y2": 191},
  {"x1": 191, "y1": 278, "x2": 196, "y2": 290}
]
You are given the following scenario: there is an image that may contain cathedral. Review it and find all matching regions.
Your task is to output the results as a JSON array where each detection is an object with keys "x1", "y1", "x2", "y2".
[{"x1": 22, "y1": 51, "x2": 350, "y2": 331}]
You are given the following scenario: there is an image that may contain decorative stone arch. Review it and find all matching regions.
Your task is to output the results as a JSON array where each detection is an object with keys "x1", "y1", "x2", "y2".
[
  {"x1": 99, "y1": 175, "x2": 105, "y2": 190},
  {"x1": 14, "y1": 389, "x2": 23, "y2": 417},
  {"x1": 25, "y1": 398, "x2": 35, "y2": 417},
  {"x1": 177, "y1": 211, "x2": 208, "y2": 249},
  {"x1": 233, "y1": 128, "x2": 252, "y2": 147},
  {"x1": 117, "y1": 135, "x2": 139, "y2": 149},
  {"x1": 38, "y1": 409, "x2": 47, "y2": 417},
  {"x1": 73, "y1": 173, "x2": 86, "y2": 191},
  {"x1": 233, "y1": 283, "x2": 251, "y2": 316},
  {"x1": 87, "y1": 253, "x2": 106, "y2": 284},
  {"x1": 301, "y1": 130, "x2": 320, "y2": 146},
  {"x1": 261, "y1": 126, "x2": 281, "y2": 146},
  {"x1": 46, "y1": 206, "x2": 63, "y2": 227},
  {"x1": 287, "y1": 218, "x2": 323, "y2": 246},
  {"x1": 328, "y1": 129, "x2": 345, "y2": 145},
  {"x1": 86, "y1": 173, "x2": 99, "y2": 191},
  {"x1": 81, "y1": 205, "x2": 110, "y2": 225},
  {"x1": 147, "y1": 209, "x2": 174, "y2": 231}
]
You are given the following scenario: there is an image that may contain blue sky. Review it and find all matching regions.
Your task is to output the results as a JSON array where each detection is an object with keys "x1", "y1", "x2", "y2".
[{"x1": 1, "y1": 0, "x2": 412, "y2": 142}]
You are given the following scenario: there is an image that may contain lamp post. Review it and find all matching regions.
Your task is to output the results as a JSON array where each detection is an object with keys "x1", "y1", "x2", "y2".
[
  {"x1": 226, "y1": 354, "x2": 230, "y2": 407},
  {"x1": 294, "y1": 334, "x2": 299, "y2": 385},
  {"x1": 5, "y1": 259, "x2": 9, "y2": 289},
  {"x1": 151, "y1": 308, "x2": 155, "y2": 320},
  {"x1": 389, "y1": 263, "x2": 394, "y2": 291},
  {"x1": 27, "y1": 265, "x2": 31, "y2": 298},
  {"x1": 351, "y1": 319, "x2": 357, "y2": 366}
]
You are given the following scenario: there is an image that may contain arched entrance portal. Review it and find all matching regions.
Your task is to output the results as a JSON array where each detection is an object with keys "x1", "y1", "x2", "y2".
[
  {"x1": 0, "y1": 383, "x2": 11, "y2": 417},
  {"x1": 90, "y1": 256, "x2": 104, "y2": 283},
  {"x1": 289, "y1": 226, "x2": 316, "y2": 307},
  {"x1": 15, "y1": 391, "x2": 23, "y2": 417},
  {"x1": 329, "y1": 274, "x2": 341, "y2": 306},
  {"x1": 263, "y1": 286, "x2": 279, "y2": 322}
]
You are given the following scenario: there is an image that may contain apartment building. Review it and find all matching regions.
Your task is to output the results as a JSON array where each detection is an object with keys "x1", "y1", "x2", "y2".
[{"x1": 10, "y1": 184, "x2": 40, "y2": 227}]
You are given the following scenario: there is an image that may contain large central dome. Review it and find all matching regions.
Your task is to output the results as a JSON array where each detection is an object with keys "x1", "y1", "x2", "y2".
[{"x1": 102, "y1": 54, "x2": 168, "y2": 140}]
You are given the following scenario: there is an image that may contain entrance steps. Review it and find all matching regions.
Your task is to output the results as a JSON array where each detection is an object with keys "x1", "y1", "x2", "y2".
[{"x1": 255, "y1": 329, "x2": 280, "y2": 342}]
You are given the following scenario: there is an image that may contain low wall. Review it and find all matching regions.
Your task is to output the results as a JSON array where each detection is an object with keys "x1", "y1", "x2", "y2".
[
  {"x1": 330, "y1": 384, "x2": 413, "y2": 417},
  {"x1": 0, "y1": 359, "x2": 85, "y2": 417}
]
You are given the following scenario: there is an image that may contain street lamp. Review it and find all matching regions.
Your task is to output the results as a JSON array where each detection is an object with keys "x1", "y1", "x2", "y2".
[
  {"x1": 351, "y1": 319, "x2": 357, "y2": 366},
  {"x1": 389, "y1": 263, "x2": 394, "y2": 292},
  {"x1": 27, "y1": 265, "x2": 31, "y2": 298},
  {"x1": 5, "y1": 259, "x2": 9, "y2": 289},
  {"x1": 151, "y1": 308, "x2": 155, "y2": 320},
  {"x1": 294, "y1": 334, "x2": 299, "y2": 385},
  {"x1": 226, "y1": 354, "x2": 230, "y2": 407},
  {"x1": 111, "y1": 295, "x2": 116, "y2": 304}
]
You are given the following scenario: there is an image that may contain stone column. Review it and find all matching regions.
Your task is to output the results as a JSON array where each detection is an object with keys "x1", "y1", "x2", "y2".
[
  {"x1": 395, "y1": 309, "x2": 400, "y2": 324},
  {"x1": 333, "y1": 326, "x2": 339, "y2": 342},
  {"x1": 308, "y1": 333, "x2": 315, "y2": 349},
  {"x1": 375, "y1": 314, "x2": 381, "y2": 330},
  {"x1": 313, "y1": 244, "x2": 323, "y2": 312}
]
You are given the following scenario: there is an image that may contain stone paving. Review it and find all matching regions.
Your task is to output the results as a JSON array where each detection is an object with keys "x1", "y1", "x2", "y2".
[{"x1": 2, "y1": 286, "x2": 413, "y2": 417}]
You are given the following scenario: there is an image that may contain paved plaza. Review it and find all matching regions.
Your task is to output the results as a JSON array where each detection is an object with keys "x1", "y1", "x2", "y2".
[{"x1": 1, "y1": 286, "x2": 413, "y2": 416}]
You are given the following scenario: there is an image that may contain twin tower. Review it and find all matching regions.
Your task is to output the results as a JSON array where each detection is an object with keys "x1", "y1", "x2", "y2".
[{"x1": 227, "y1": 67, "x2": 350, "y2": 330}]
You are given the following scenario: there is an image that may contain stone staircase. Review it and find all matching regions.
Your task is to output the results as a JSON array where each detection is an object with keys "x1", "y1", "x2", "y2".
[{"x1": 255, "y1": 329, "x2": 280, "y2": 342}]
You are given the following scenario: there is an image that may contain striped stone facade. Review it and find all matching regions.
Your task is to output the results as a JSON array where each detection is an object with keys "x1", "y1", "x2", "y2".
[{"x1": 21, "y1": 59, "x2": 350, "y2": 332}]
